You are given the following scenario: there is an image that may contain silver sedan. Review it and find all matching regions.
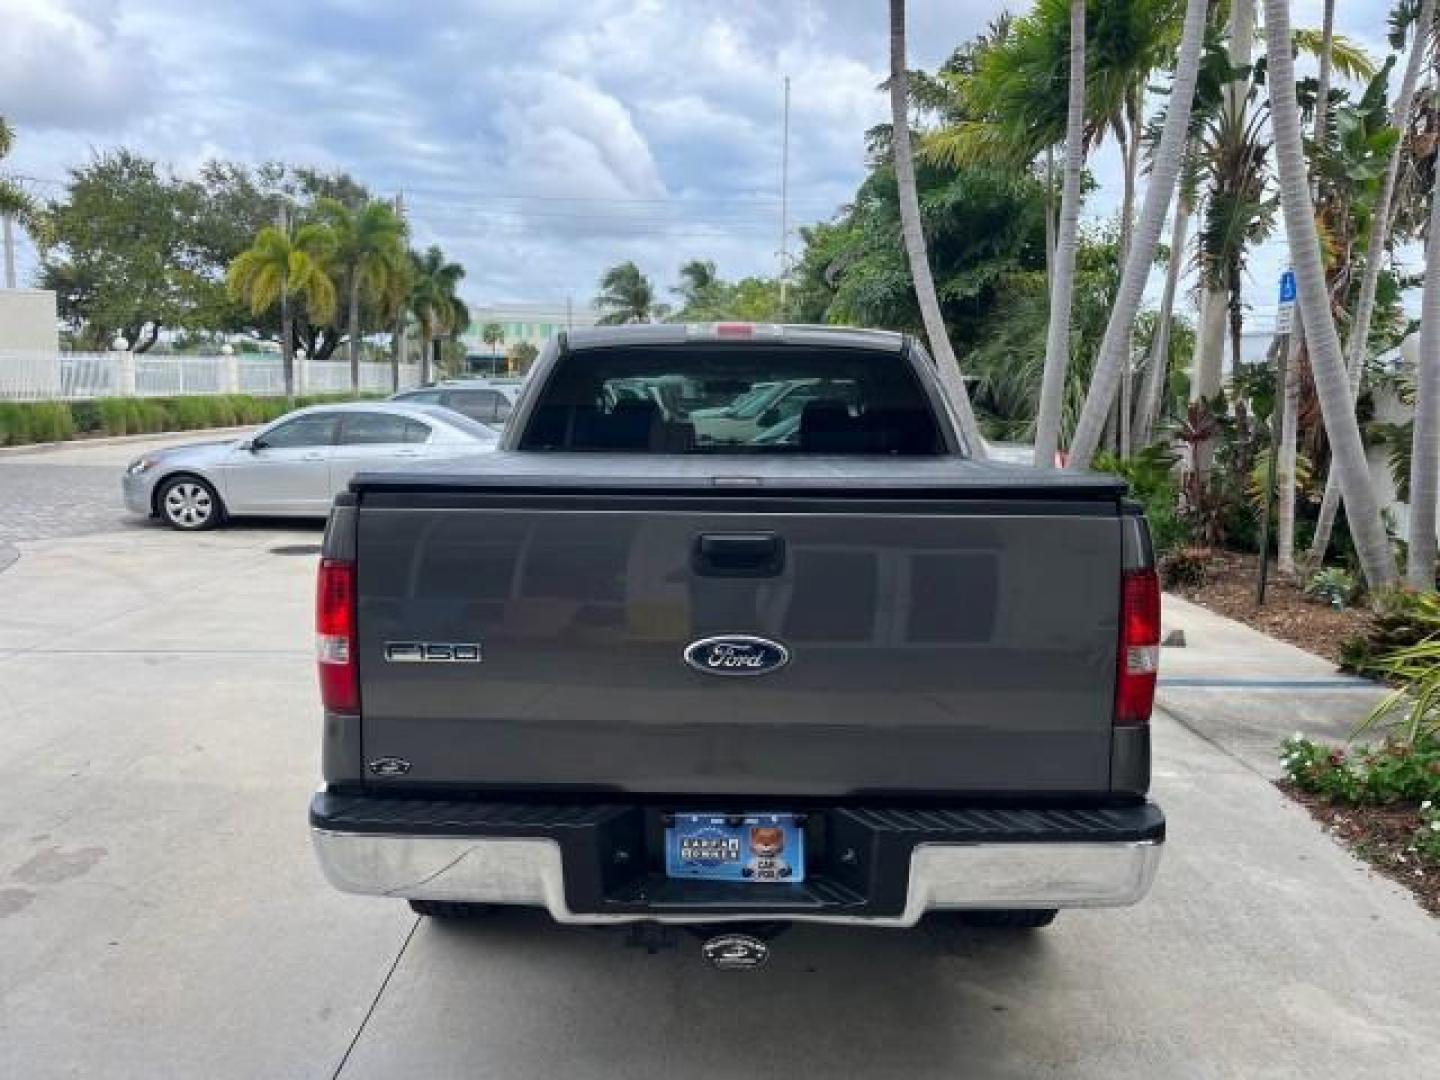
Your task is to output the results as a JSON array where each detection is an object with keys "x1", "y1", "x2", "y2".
[{"x1": 122, "y1": 402, "x2": 499, "y2": 530}]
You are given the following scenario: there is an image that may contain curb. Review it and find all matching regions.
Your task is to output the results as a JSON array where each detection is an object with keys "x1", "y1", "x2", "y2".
[{"x1": 0, "y1": 426, "x2": 256, "y2": 458}]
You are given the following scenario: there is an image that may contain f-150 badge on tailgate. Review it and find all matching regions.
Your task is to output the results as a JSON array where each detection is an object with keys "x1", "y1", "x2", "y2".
[
  {"x1": 384, "y1": 642, "x2": 482, "y2": 663},
  {"x1": 683, "y1": 635, "x2": 790, "y2": 676}
]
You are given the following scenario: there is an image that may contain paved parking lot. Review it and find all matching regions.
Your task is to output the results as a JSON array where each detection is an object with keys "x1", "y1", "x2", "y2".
[{"x1": 1, "y1": 438, "x2": 1438, "y2": 1078}]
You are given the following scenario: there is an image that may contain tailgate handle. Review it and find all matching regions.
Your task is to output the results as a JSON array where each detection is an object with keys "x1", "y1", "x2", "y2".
[{"x1": 693, "y1": 533, "x2": 786, "y2": 577}]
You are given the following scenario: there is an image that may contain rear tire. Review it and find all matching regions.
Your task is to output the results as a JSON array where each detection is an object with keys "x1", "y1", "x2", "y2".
[
  {"x1": 407, "y1": 899, "x2": 497, "y2": 919},
  {"x1": 951, "y1": 908, "x2": 1057, "y2": 929}
]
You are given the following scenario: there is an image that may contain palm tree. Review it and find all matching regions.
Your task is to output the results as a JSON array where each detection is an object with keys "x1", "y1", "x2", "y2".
[
  {"x1": 482, "y1": 322, "x2": 504, "y2": 351},
  {"x1": 1407, "y1": 122, "x2": 1440, "y2": 588},
  {"x1": 408, "y1": 245, "x2": 467, "y2": 383},
  {"x1": 1191, "y1": 0, "x2": 1255, "y2": 412},
  {"x1": 379, "y1": 254, "x2": 414, "y2": 392},
  {"x1": 889, "y1": 0, "x2": 985, "y2": 454},
  {"x1": 1308, "y1": 0, "x2": 1436, "y2": 568},
  {"x1": 1, "y1": 116, "x2": 36, "y2": 289},
  {"x1": 1033, "y1": 0, "x2": 1087, "y2": 467},
  {"x1": 1277, "y1": 0, "x2": 1336, "y2": 576},
  {"x1": 226, "y1": 223, "x2": 338, "y2": 396},
  {"x1": 316, "y1": 198, "x2": 407, "y2": 394},
  {"x1": 594, "y1": 261, "x2": 656, "y2": 324},
  {"x1": 1066, "y1": 0, "x2": 1209, "y2": 469},
  {"x1": 1263, "y1": 0, "x2": 1397, "y2": 589}
]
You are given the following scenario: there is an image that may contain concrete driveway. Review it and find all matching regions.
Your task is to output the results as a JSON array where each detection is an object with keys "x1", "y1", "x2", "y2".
[{"x1": 1, "y1": 442, "x2": 1437, "y2": 1078}]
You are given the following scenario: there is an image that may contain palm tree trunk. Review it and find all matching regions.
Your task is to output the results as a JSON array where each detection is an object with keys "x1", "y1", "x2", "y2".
[
  {"x1": 1405, "y1": 157, "x2": 1440, "y2": 588},
  {"x1": 889, "y1": 0, "x2": 986, "y2": 456},
  {"x1": 348, "y1": 278, "x2": 361, "y2": 396},
  {"x1": 1191, "y1": 288, "x2": 1227, "y2": 403},
  {"x1": 1066, "y1": 0, "x2": 1209, "y2": 470},
  {"x1": 1033, "y1": 0, "x2": 1086, "y2": 468},
  {"x1": 1265, "y1": 0, "x2": 1397, "y2": 590},
  {"x1": 1133, "y1": 190, "x2": 1191, "y2": 449},
  {"x1": 280, "y1": 291, "x2": 295, "y2": 399},
  {"x1": 1044, "y1": 145, "x2": 1056, "y2": 293},
  {"x1": 1277, "y1": 0, "x2": 1333, "y2": 577},
  {"x1": 390, "y1": 316, "x2": 402, "y2": 392},
  {"x1": 1307, "y1": 0, "x2": 1436, "y2": 569},
  {"x1": 419, "y1": 326, "x2": 432, "y2": 385},
  {"x1": 1118, "y1": 94, "x2": 1143, "y2": 459},
  {"x1": 1277, "y1": 324, "x2": 1304, "y2": 575}
]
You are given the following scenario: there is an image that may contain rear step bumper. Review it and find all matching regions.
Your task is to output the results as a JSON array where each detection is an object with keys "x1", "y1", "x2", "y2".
[{"x1": 310, "y1": 790, "x2": 1163, "y2": 927}]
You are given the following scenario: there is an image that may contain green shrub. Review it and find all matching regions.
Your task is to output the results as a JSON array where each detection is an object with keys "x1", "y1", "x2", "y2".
[
  {"x1": 21, "y1": 402, "x2": 75, "y2": 443},
  {"x1": 0, "y1": 402, "x2": 26, "y2": 445},
  {"x1": 1159, "y1": 546, "x2": 1209, "y2": 591},
  {"x1": 1339, "y1": 591, "x2": 1440, "y2": 677},
  {"x1": 1280, "y1": 733, "x2": 1440, "y2": 804},
  {"x1": 98, "y1": 398, "x2": 130, "y2": 436},
  {"x1": 1417, "y1": 801, "x2": 1440, "y2": 861},
  {"x1": 70, "y1": 400, "x2": 102, "y2": 434},
  {"x1": 1305, "y1": 568, "x2": 1358, "y2": 610},
  {"x1": 1094, "y1": 446, "x2": 1194, "y2": 555}
]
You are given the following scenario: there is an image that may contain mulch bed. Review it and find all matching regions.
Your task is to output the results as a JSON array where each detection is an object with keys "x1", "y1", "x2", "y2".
[
  {"x1": 1278, "y1": 782, "x2": 1439, "y2": 916},
  {"x1": 1174, "y1": 549, "x2": 1367, "y2": 664}
]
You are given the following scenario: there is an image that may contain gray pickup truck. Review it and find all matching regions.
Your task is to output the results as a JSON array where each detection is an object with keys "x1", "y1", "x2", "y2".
[{"x1": 310, "y1": 323, "x2": 1163, "y2": 942}]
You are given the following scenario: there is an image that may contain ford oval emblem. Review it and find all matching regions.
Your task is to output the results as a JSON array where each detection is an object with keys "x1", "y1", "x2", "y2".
[{"x1": 683, "y1": 635, "x2": 790, "y2": 677}]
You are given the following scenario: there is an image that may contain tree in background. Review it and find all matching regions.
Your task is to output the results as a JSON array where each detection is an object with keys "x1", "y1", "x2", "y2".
[
  {"x1": 481, "y1": 322, "x2": 504, "y2": 355},
  {"x1": 226, "y1": 223, "x2": 338, "y2": 396},
  {"x1": 1308, "y1": 0, "x2": 1437, "y2": 567},
  {"x1": 1, "y1": 117, "x2": 37, "y2": 288},
  {"x1": 38, "y1": 151, "x2": 193, "y2": 351},
  {"x1": 594, "y1": 261, "x2": 657, "y2": 324},
  {"x1": 1066, "y1": 0, "x2": 1208, "y2": 468},
  {"x1": 889, "y1": 0, "x2": 985, "y2": 453},
  {"x1": 507, "y1": 341, "x2": 539, "y2": 375},
  {"x1": 1033, "y1": 0, "x2": 1087, "y2": 467},
  {"x1": 316, "y1": 197, "x2": 408, "y2": 392},
  {"x1": 408, "y1": 245, "x2": 468, "y2": 383},
  {"x1": 1264, "y1": 0, "x2": 1396, "y2": 589}
]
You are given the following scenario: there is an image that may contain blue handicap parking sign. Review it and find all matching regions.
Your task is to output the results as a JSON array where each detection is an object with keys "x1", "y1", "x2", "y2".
[{"x1": 1279, "y1": 270, "x2": 1296, "y2": 304}]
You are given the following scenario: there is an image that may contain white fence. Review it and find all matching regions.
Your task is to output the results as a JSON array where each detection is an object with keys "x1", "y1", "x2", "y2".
[{"x1": 0, "y1": 351, "x2": 421, "y2": 402}]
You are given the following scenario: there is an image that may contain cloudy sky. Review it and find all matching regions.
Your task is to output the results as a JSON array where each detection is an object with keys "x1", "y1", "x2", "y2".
[{"x1": 0, "y1": 0, "x2": 1409, "y2": 323}]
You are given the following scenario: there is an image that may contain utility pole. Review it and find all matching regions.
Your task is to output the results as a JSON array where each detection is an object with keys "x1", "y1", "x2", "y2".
[
  {"x1": 778, "y1": 75, "x2": 791, "y2": 318},
  {"x1": 2, "y1": 214, "x2": 15, "y2": 289},
  {"x1": 566, "y1": 294, "x2": 574, "y2": 332}
]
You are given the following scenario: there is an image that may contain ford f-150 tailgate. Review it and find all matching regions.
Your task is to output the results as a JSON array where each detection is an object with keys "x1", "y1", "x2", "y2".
[{"x1": 346, "y1": 461, "x2": 1129, "y2": 797}]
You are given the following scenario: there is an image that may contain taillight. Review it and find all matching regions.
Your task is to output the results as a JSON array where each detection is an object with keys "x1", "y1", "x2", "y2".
[
  {"x1": 1115, "y1": 567, "x2": 1160, "y2": 726},
  {"x1": 316, "y1": 558, "x2": 358, "y2": 714}
]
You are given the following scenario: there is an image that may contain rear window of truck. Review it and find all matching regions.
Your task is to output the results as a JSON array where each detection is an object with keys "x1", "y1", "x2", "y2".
[{"x1": 518, "y1": 345, "x2": 947, "y2": 454}]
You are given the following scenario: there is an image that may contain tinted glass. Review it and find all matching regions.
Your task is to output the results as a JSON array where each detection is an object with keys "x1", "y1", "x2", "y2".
[
  {"x1": 340, "y1": 413, "x2": 421, "y2": 445},
  {"x1": 519, "y1": 345, "x2": 944, "y2": 455},
  {"x1": 396, "y1": 390, "x2": 443, "y2": 404},
  {"x1": 260, "y1": 414, "x2": 338, "y2": 449},
  {"x1": 444, "y1": 389, "x2": 511, "y2": 422},
  {"x1": 411, "y1": 406, "x2": 501, "y2": 442}
]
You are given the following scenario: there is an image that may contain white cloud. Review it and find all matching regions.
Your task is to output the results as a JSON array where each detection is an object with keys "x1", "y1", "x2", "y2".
[
  {"x1": 0, "y1": 0, "x2": 158, "y2": 130},
  {"x1": 0, "y1": 0, "x2": 1414, "y2": 312}
]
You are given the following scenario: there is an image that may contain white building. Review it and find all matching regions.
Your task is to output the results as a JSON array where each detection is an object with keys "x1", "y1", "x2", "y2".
[{"x1": 461, "y1": 301, "x2": 598, "y2": 373}]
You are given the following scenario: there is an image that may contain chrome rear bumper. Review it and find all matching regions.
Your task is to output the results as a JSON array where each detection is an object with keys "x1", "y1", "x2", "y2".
[{"x1": 312, "y1": 828, "x2": 1162, "y2": 927}]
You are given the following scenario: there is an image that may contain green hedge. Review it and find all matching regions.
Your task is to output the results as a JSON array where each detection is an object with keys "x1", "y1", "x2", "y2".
[{"x1": 0, "y1": 394, "x2": 375, "y2": 447}]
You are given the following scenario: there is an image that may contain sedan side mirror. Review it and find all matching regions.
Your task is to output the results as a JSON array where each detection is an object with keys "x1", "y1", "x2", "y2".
[{"x1": 240, "y1": 438, "x2": 261, "y2": 453}]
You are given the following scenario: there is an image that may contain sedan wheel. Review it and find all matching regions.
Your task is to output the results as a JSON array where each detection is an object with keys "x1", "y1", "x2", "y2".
[{"x1": 159, "y1": 477, "x2": 221, "y2": 531}]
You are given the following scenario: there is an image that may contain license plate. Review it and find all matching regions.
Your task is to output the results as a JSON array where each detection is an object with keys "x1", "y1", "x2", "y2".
[{"x1": 664, "y1": 812, "x2": 805, "y2": 883}]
